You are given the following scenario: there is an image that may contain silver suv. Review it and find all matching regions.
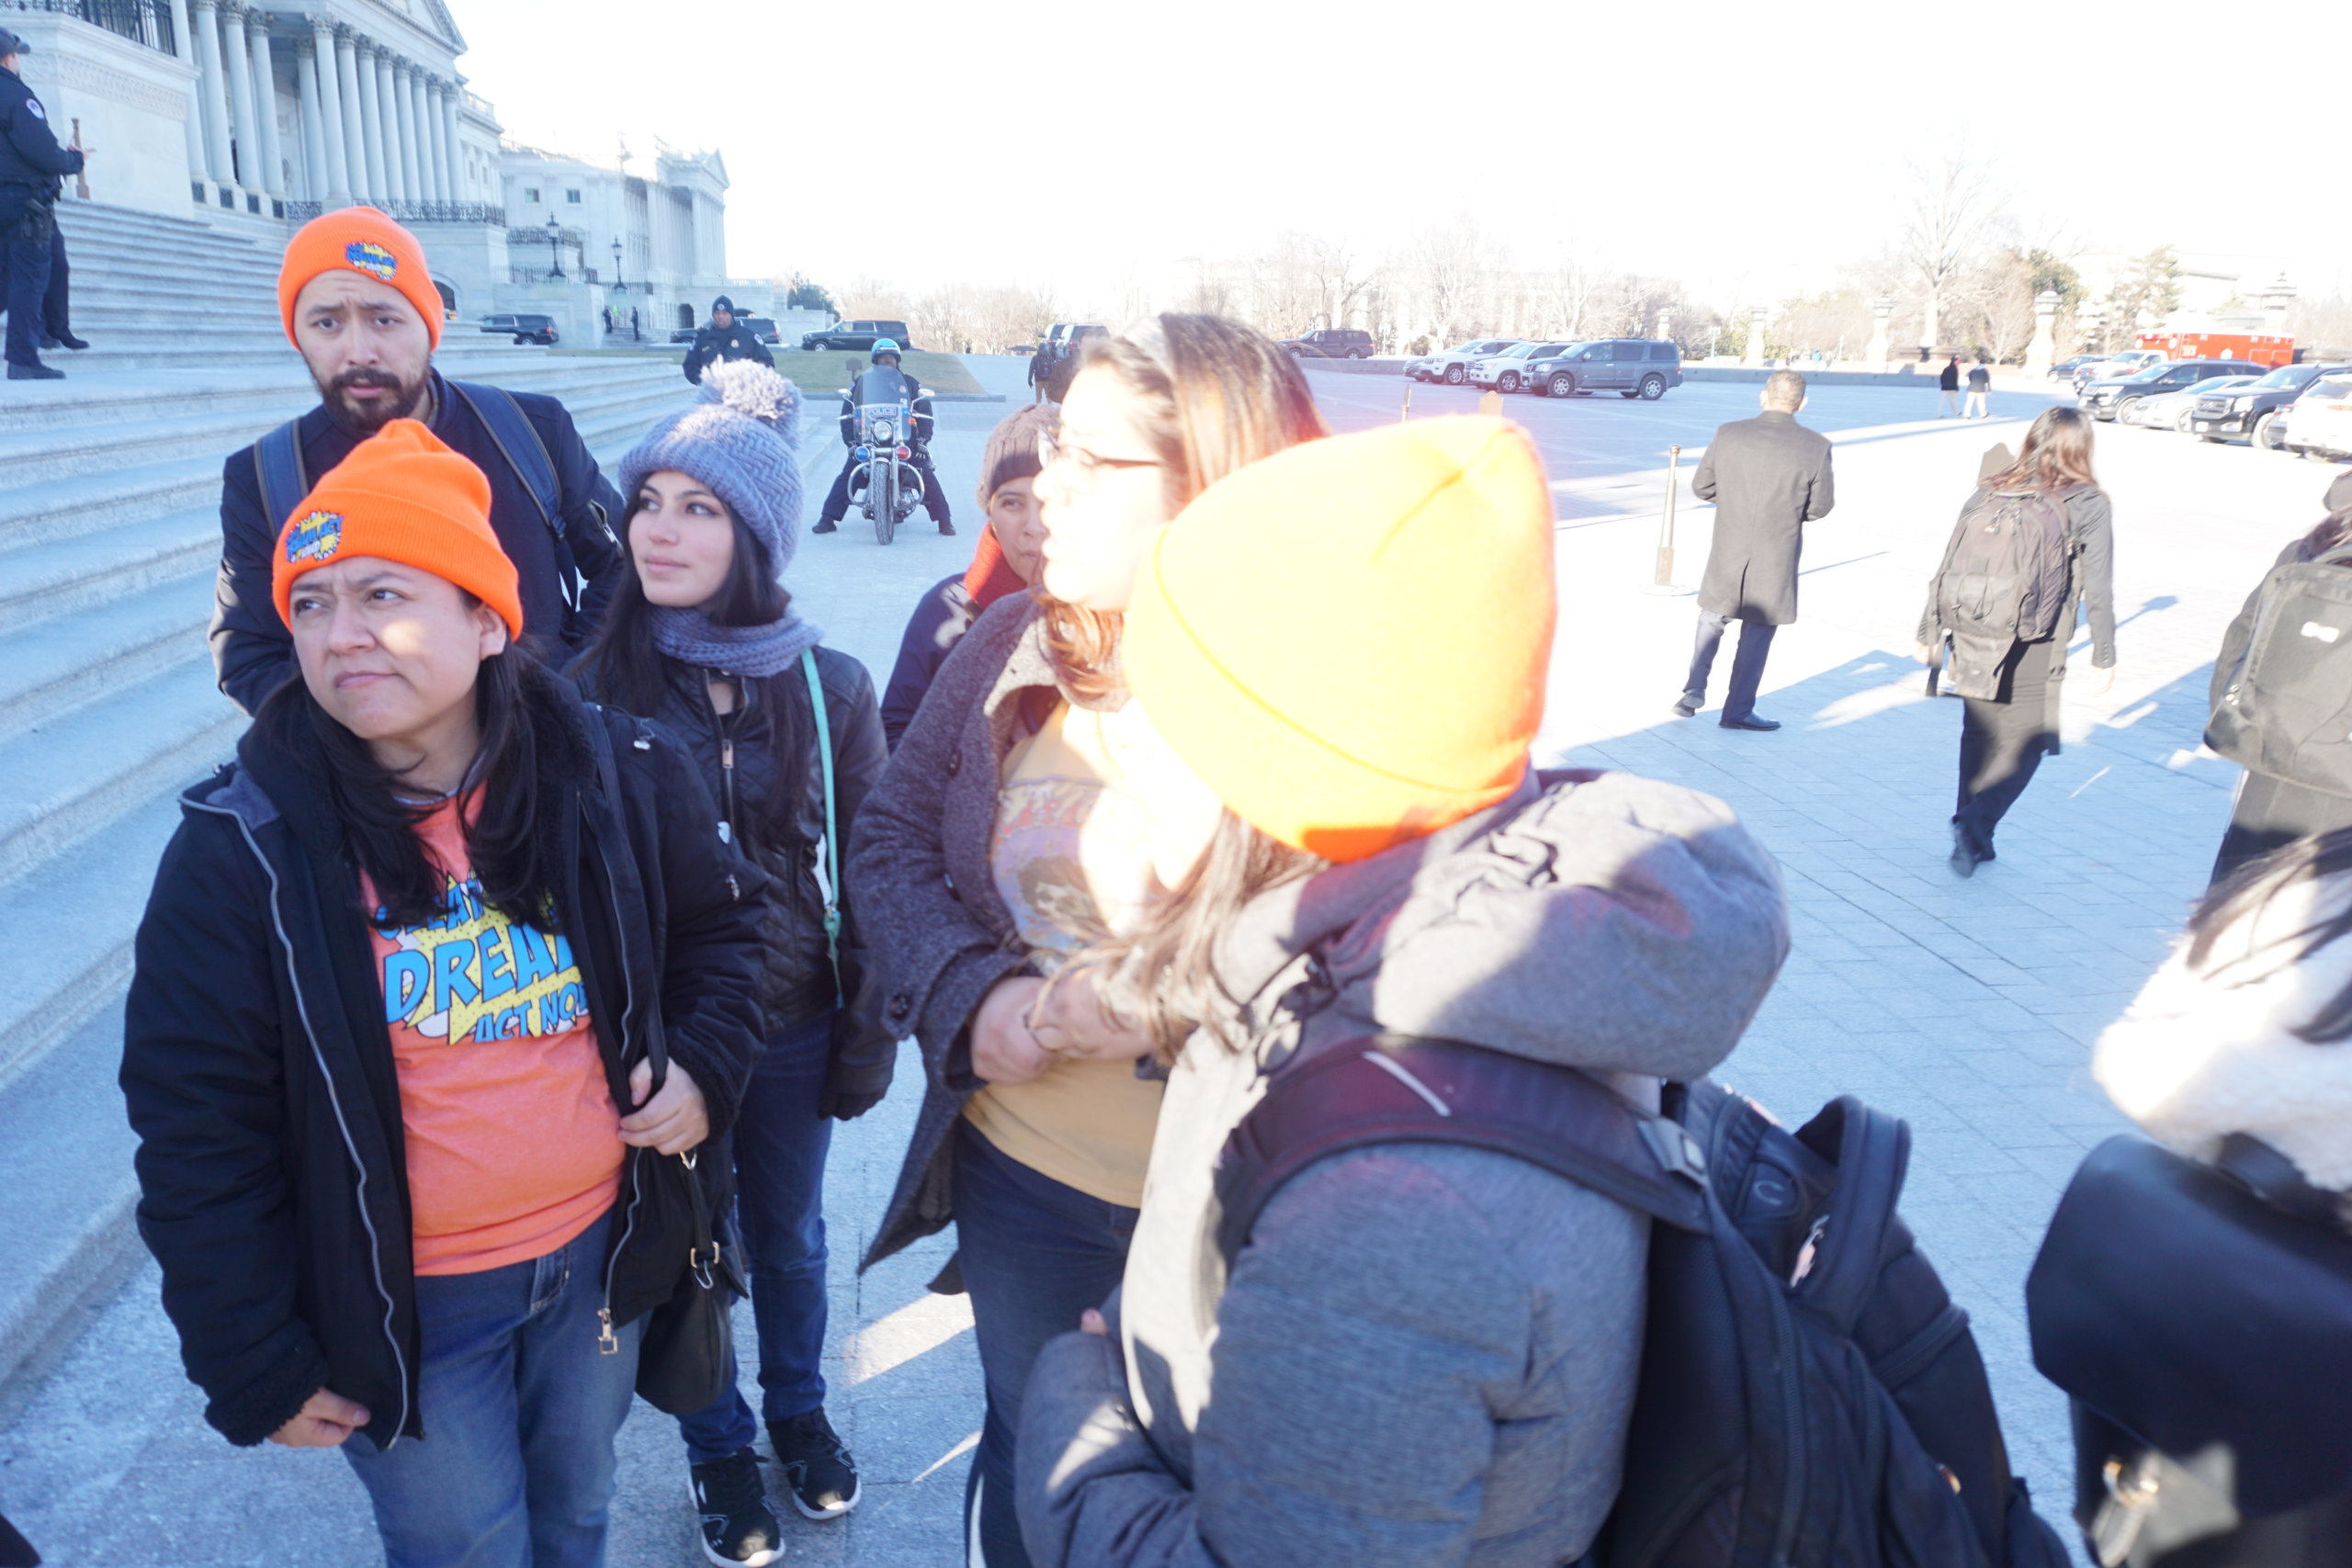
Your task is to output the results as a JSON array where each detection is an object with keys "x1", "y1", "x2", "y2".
[
  {"x1": 1469, "y1": 340, "x2": 1577, "y2": 393},
  {"x1": 1408, "y1": 338, "x2": 1516, "y2": 385}
]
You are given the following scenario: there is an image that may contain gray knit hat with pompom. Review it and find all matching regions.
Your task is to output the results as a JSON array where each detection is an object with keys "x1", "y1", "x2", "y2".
[{"x1": 619, "y1": 361, "x2": 804, "y2": 574}]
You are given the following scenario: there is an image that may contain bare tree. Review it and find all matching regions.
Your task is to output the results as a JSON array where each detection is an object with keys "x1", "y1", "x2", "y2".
[
  {"x1": 1412, "y1": 213, "x2": 1489, "y2": 344},
  {"x1": 837, "y1": 276, "x2": 917, "y2": 323},
  {"x1": 1302, "y1": 234, "x2": 1376, "y2": 330},
  {"x1": 1896, "y1": 151, "x2": 2002, "y2": 354}
]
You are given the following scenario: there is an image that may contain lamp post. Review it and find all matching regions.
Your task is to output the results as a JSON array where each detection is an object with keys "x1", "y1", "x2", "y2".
[
  {"x1": 610, "y1": 237, "x2": 623, "y2": 291},
  {"x1": 545, "y1": 214, "x2": 564, "y2": 281}
]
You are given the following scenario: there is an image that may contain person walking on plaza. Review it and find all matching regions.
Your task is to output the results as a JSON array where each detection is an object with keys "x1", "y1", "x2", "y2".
[
  {"x1": 210, "y1": 208, "x2": 623, "y2": 716},
  {"x1": 849, "y1": 316, "x2": 1326, "y2": 1568},
  {"x1": 119, "y1": 420, "x2": 768, "y2": 1568},
  {"x1": 1964, "y1": 357, "x2": 1993, "y2": 419},
  {"x1": 1939, "y1": 353, "x2": 1963, "y2": 417},
  {"x1": 811, "y1": 339, "x2": 955, "y2": 536},
  {"x1": 1674, "y1": 369, "x2": 1835, "y2": 730},
  {"x1": 1012, "y1": 415, "x2": 1789, "y2": 1568},
  {"x1": 877, "y1": 404, "x2": 1055, "y2": 747},
  {"x1": 1919, "y1": 405, "x2": 2115, "y2": 877},
  {"x1": 0, "y1": 27, "x2": 90, "y2": 382},
  {"x1": 631, "y1": 305, "x2": 641, "y2": 342},
  {"x1": 684, "y1": 294, "x2": 774, "y2": 385},
  {"x1": 572, "y1": 361, "x2": 895, "y2": 1562}
]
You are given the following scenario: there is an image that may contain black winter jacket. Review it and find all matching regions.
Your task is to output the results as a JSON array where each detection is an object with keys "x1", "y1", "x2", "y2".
[
  {"x1": 119, "y1": 671, "x2": 766, "y2": 1451},
  {"x1": 878, "y1": 572, "x2": 984, "y2": 750},
  {"x1": 209, "y1": 371, "x2": 625, "y2": 716},
  {"x1": 684, "y1": 324, "x2": 775, "y2": 385},
  {"x1": 574, "y1": 648, "x2": 897, "y2": 1113}
]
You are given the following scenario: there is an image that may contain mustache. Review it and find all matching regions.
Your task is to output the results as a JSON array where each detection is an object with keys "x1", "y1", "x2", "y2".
[{"x1": 331, "y1": 367, "x2": 410, "y2": 394}]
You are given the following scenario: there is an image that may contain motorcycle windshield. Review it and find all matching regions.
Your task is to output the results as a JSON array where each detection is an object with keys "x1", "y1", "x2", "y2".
[{"x1": 853, "y1": 367, "x2": 911, "y2": 412}]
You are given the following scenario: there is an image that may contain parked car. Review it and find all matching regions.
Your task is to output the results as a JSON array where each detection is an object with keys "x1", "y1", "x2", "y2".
[
  {"x1": 2047, "y1": 353, "x2": 2107, "y2": 382},
  {"x1": 478, "y1": 312, "x2": 557, "y2": 345},
  {"x1": 2120, "y1": 375, "x2": 2259, "y2": 431},
  {"x1": 1526, "y1": 338, "x2": 1684, "y2": 400},
  {"x1": 1469, "y1": 340, "x2": 1577, "y2": 393},
  {"x1": 1283, "y1": 327, "x2": 1376, "y2": 359},
  {"x1": 736, "y1": 315, "x2": 781, "y2": 345},
  {"x1": 2193, "y1": 361, "x2": 2352, "y2": 450},
  {"x1": 2080, "y1": 358, "x2": 2267, "y2": 422},
  {"x1": 2282, "y1": 371, "x2": 2352, "y2": 462},
  {"x1": 799, "y1": 318, "x2": 915, "y2": 352},
  {"x1": 1408, "y1": 338, "x2": 1517, "y2": 385},
  {"x1": 2073, "y1": 348, "x2": 2165, "y2": 390}
]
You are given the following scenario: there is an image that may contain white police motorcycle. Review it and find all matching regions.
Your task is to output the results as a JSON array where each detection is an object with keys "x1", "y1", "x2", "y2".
[{"x1": 843, "y1": 356, "x2": 925, "y2": 546}]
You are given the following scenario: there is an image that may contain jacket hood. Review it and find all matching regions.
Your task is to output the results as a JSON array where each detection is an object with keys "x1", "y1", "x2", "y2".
[
  {"x1": 1216, "y1": 769, "x2": 1789, "y2": 1082},
  {"x1": 2095, "y1": 872, "x2": 2352, "y2": 1190}
]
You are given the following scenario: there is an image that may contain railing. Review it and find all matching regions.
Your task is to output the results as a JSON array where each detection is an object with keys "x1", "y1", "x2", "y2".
[
  {"x1": 3, "y1": 0, "x2": 175, "y2": 53},
  {"x1": 509, "y1": 266, "x2": 602, "y2": 288},
  {"x1": 286, "y1": 199, "x2": 506, "y2": 225}
]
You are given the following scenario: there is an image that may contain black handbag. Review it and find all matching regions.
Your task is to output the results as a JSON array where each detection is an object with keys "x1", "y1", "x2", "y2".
[
  {"x1": 631, "y1": 1136, "x2": 748, "y2": 1416},
  {"x1": 2027, "y1": 1133, "x2": 2352, "y2": 1566}
]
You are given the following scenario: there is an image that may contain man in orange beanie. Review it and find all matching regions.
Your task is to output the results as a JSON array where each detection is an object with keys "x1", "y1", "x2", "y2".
[{"x1": 209, "y1": 207, "x2": 623, "y2": 716}]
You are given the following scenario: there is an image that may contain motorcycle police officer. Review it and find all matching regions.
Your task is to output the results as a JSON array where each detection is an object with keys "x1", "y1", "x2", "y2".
[
  {"x1": 812, "y1": 339, "x2": 954, "y2": 536},
  {"x1": 0, "y1": 27, "x2": 89, "y2": 380},
  {"x1": 682, "y1": 292, "x2": 773, "y2": 384}
]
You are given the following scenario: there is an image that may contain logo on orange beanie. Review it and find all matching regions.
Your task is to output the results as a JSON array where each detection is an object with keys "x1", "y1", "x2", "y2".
[
  {"x1": 1124, "y1": 415, "x2": 1557, "y2": 864},
  {"x1": 270, "y1": 420, "x2": 522, "y2": 638},
  {"x1": 344, "y1": 240, "x2": 400, "y2": 283}
]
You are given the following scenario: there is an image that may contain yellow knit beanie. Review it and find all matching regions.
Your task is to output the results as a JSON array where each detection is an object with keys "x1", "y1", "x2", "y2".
[{"x1": 1124, "y1": 415, "x2": 1555, "y2": 863}]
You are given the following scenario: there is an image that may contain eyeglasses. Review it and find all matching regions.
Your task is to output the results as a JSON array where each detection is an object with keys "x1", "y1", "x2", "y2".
[{"x1": 1038, "y1": 429, "x2": 1162, "y2": 489}]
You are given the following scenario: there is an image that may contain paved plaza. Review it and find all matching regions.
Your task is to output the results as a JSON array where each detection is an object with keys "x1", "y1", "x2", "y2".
[{"x1": 3, "y1": 355, "x2": 2335, "y2": 1564}]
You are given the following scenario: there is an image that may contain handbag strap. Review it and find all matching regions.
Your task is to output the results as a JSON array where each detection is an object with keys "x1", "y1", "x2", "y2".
[{"x1": 799, "y1": 649, "x2": 842, "y2": 987}]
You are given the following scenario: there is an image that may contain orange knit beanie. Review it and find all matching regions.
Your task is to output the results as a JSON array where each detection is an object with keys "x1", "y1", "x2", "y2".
[
  {"x1": 272, "y1": 420, "x2": 521, "y2": 637},
  {"x1": 277, "y1": 206, "x2": 443, "y2": 348},
  {"x1": 1124, "y1": 416, "x2": 1555, "y2": 863}
]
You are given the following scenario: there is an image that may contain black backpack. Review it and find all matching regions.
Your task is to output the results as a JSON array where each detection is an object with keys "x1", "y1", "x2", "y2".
[
  {"x1": 1216, "y1": 1036, "x2": 2069, "y2": 1568},
  {"x1": 2206, "y1": 547, "x2": 2352, "y2": 799},
  {"x1": 1928, "y1": 488, "x2": 2081, "y2": 700}
]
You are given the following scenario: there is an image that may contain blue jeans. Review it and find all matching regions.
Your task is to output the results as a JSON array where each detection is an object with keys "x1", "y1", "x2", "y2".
[
  {"x1": 676, "y1": 1011, "x2": 835, "y2": 1463},
  {"x1": 343, "y1": 1207, "x2": 641, "y2": 1568},
  {"x1": 952, "y1": 1117, "x2": 1138, "y2": 1568}
]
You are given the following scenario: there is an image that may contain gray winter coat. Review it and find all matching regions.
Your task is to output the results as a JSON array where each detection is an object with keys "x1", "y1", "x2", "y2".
[
  {"x1": 1693, "y1": 410, "x2": 1837, "y2": 626},
  {"x1": 846, "y1": 592, "x2": 1091, "y2": 1275},
  {"x1": 1015, "y1": 769, "x2": 1790, "y2": 1568}
]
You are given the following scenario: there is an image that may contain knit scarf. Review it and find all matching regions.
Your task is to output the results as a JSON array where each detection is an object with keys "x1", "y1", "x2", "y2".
[
  {"x1": 650, "y1": 605, "x2": 825, "y2": 678},
  {"x1": 962, "y1": 528, "x2": 1029, "y2": 610}
]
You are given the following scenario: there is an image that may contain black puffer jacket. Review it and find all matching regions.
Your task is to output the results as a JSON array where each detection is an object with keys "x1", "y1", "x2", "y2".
[
  {"x1": 119, "y1": 669, "x2": 767, "y2": 1450},
  {"x1": 580, "y1": 648, "x2": 896, "y2": 1112}
]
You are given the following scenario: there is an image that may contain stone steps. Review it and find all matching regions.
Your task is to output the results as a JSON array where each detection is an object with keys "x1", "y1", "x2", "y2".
[{"x1": 0, "y1": 200, "x2": 719, "y2": 1402}]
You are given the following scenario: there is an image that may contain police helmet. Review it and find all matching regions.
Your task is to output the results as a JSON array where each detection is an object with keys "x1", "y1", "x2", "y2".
[{"x1": 870, "y1": 339, "x2": 901, "y2": 363}]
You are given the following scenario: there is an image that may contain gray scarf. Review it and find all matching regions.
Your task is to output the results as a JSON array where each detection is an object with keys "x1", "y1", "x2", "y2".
[{"x1": 650, "y1": 605, "x2": 824, "y2": 678}]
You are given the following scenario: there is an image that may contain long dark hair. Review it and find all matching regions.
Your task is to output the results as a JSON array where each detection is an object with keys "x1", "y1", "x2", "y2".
[
  {"x1": 2188, "y1": 826, "x2": 2352, "y2": 1043},
  {"x1": 572, "y1": 491, "x2": 789, "y2": 719},
  {"x1": 1985, "y1": 406, "x2": 2098, "y2": 492},
  {"x1": 260, "y1": 637, "x2": 568, "y2": 931}
]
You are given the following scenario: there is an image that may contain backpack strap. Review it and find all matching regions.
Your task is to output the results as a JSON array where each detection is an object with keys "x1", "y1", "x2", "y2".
[
  {"x1": 798, "y1": 649, "x2": 842, "y2": 988},
  {"x1": 1786, "y1": 1096, "x2": 1912, "y2": 1334},
  {"x1": 252, "y1": 418, "x2": 310, "y2": 539},
  {"x1": 1214, "y1": 1035, "x2": 1711, "y2": 1268},
  {"x1": 448, "y1": 380, "x2": 563, "y2": 536}
]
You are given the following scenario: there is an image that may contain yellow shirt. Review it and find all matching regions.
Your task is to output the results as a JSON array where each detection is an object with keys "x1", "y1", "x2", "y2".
[{"x1": 962, "y1": 701, "x2": 1165, "y2": 1207}]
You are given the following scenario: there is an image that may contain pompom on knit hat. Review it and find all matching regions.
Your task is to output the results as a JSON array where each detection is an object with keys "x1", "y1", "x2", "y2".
[
  {"x1": 272, "y1": 419, "x2": 520, "y2": 637},
  {"x1": 620, "y1": 361, "x2": 805, "y2": 574},
  {"x1": 277, "y1": 207, "x2": 443, "y2": 349},
  {"x1": 1123, "y1": 415, "x2": 1556, "y2": 864}
]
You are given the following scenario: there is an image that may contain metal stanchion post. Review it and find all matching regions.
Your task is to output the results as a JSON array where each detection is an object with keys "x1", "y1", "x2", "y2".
[
  {"x1": 1655, "y1": 444, "x2": 1680, "y2": 586},
  {"x1": 1401, "y1": 378, "x2": 1412, "y2": 423},
  {"x1": 1478, "y1": 389, "x2": 1502, "y2": 418}
]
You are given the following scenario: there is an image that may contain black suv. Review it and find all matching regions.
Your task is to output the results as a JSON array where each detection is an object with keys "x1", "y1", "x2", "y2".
[
  {"x1": 2194, "y1": 361, "x2": 2352, "y2": 449},
  {"x1": 800, "y1": 318, "x2": 915, "y2": 352},
  {"x1": 480, "y1": 312, "x2": 559, "y2": 345},
  {"x1": 2081, "y1": 358, "x2": 2267, "y2": 422},
  {"x1": 1528, "y1": 338, "x2": 1683, "y2": 400},
  {"x1": 1283, "y1": 327, "x2": 1375, "y2": 359}
]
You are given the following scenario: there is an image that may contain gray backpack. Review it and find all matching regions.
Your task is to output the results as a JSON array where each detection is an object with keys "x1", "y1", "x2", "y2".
[
  {"x1": 1929, "y1": 488, "x2": 2080, "y2": 700},
  {"x1": 2207, "y1": 547, "x2": 2352, "y2": 798}
]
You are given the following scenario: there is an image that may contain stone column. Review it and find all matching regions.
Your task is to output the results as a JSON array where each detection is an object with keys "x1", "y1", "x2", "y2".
[
  {"x1": 166, "y1": 0, "x2": 208, "y2": 190},
  {"x1": 334, "y1": 30, "x2": 368, "y2": 199},
  {"x1": 294, "y1": 38, "x2": 330, "y2": 203},
  {"x1": 353, "y1": 40, "x2": 388, "y2": 202},
  {"x1": 308, "y1": 20, "x2": 348, "y2": 204},
  {"x1": 409, "y1": 73, "x2": 436, "y2": 202},
  {"x1": 1867, "y1": 295, "x2": 1893, "y2": 370},
  {"x1": 1919, "y1": 295, "x2": 1939, "y2": 362},
  {"x1": 219, "y1": 4, "x2": 262, "y2": 197},
  {"x1": 391, "y1": 61, "x2": 422, "y2": 204},
  {"x1": 374, "y1": 51, "x2": 405, "y2": 204},
  {"x1": 2025, "y1": 290, "x2": 2059, "y2": 375},
  {"x1": 424, "y1": 81, "x2": 453, "y2": 204},
  {"x1": 243, "y1": 11, "x2": 284, "y2": 199},
  {"x1": 187, "y1": 0, "x2": 234, "y2": 189},
  {"x1": 439, "y1": 86, "x2": 462, "y2": 202},
  {"x1": 1742, "y1": 305, "x2": 1770, "y2": 367}
]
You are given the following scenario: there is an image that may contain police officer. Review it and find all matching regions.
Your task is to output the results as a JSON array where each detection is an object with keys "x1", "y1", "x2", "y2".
[
  {"x1": 681, "y1": 292, "x2": 773, "y2": 384},
  {"x1": 0, "y1": 28, "x2": 89, "y2": 380},
  {"x1": 812, "y1": 339, "x2": 953, "y2": 536}
]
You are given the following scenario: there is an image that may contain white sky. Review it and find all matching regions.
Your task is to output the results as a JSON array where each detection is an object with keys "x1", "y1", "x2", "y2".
[{"x1": 454, "y1": 0, "x2": 2345, "y2": 311}]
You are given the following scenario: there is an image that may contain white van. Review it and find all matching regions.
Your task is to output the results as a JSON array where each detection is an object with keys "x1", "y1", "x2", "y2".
[{"x1": 2283, "y1": 373, "x2": 2352, "y2": 462}]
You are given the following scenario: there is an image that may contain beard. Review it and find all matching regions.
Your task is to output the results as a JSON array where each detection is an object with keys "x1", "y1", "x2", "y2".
[{"x1": 318, "y1": 364, "x2": 430, "y2": 434}]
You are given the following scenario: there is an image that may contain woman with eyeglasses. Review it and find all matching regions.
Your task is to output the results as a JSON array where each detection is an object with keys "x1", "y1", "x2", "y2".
[{"x1": 846, "y1": 316, "x2": 1327, "y2": 1568}]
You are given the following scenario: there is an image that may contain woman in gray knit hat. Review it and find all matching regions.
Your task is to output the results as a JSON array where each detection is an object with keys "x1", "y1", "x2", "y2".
[{"x1": 572, "y1": 360, "x2": 894, "y2": 1563}]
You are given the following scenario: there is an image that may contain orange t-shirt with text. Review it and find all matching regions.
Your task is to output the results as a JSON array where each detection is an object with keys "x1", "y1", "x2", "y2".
[{"x1": 364, "y1": 794, "x2": 624, "y2": 1276}]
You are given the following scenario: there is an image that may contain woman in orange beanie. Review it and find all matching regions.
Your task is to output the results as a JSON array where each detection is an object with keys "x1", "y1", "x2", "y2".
[
  {"x1": 1012, "y1": 418, "x2": 1792, "y2": 1568},
  {"x1": 847, "y1": 316, "x2": 1325, "y2": 1568},
  {"x1": 120, "y1": 421, "x2": 768, "y2": 1568}
]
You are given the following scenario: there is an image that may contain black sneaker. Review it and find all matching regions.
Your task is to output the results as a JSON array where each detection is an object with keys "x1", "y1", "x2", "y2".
[
  {"x1": 770, "y1": 1409, "x2": 860, "y2": 1519},
  {"x1": 937, "y1": 520, "x2": 956, "y2": 536},
  {"x1": 688, "y1": 1448, "x2": 783, "y2": 1566},
  {"x1": 810, "y1": 518, "x2": 838, "y2": 535}
]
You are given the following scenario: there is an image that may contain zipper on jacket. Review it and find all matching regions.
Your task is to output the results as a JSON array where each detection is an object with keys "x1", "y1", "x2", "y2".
[
  {"x1": 187, "y1": 796, "x2": 414, "y2": 1448},
  {"x1": 584, "y1": 791, "x2": 650, "y2": 1345},
  {"x1": 708, "y1": 673, "x2": 741, "y2": 848}
]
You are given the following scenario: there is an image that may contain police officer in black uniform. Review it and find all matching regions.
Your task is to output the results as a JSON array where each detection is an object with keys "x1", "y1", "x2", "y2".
[
  {"x1": 0, "y1": 28, "x2": 89, "y2": 381},
  {"x1": 812, "y1": 339, "x2": 953, "y2": 536},
  {"x1": 681, "y1": 293, "x2": 773, "y2": 384}
]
